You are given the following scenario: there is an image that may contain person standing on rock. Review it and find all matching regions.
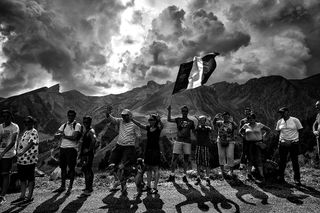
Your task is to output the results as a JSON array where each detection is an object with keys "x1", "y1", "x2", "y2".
[
  {"x1": 166, "y1": 105, "x2": 195, "y2": 183},
  {"x1": 132, "y1": 113, "x2": 164, "y2": 194},
  {"x1": 194, "y1": 115, "x2": 213, "y2": 186},
  {"x1": 239, "y1": 113, "x2": 271, "y2": 183},
  {"x1": 78, "y1": 116, "x2": 97, "y2": 197},
  {"x1": 276, "y1": 107, "x2": 303, "y2": 185},
  {"x1": 105, "y1": 106, "x2": 141, "y2": 196},
  {"x1": 213, "y1": 112, "x2": 238, "y2": 178},
  {"x1": 11, "y1": 116, "x2": 39, "y2": 206},
  {"x1": 54, "y1": 110, "x2": 82, "y2": 194},
  {"x1": 0, "y1": 110, "x2": 19, "y2": 205},
  {"x1": 239, "y1": 107, "x2": 252, "y2": 170},
  {"x1": 312, "y1": 101, "x2": 320, "y2": 162}
]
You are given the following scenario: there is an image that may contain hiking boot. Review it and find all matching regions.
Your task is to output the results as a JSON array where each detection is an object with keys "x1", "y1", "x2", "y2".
[
  {"x1": 0, "y1": 196, "x2": 6, "y2": 205},
  {"x1": 294, "y1": 179, "x2": 302, "y2": 186},
  {"x1": 18, "y1": 198, "x2": 34, "y2": 207},
  {"x1": 11, "y1": 197, "x2": 25, "y2": 205},
  {"x1": 166, "y1": 175, "x2": 175, "y2": 182},
  {"x1": 182, "y1": 175, "x2": 188, "y2": 183},
  {"x1": 110, "y1": 181, "x2": 120, "y2": 192},
  {"x1": 150, "y1": 188, "x2": 158, "y2": 194},
  {"x1": 195, "y1": 177, "x2": 201, "y2": 185},
  {"x1": 53, "y1": 186, "x2": 66, "y2": 193},
  {"x1": 247, "y1": 174, "x2": 254, "y2": 181}
]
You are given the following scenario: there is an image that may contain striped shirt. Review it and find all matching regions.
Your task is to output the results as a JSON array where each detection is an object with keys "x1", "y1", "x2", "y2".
[{"x1": 108, "y1": 116, "x2": 141, "y2": 146}]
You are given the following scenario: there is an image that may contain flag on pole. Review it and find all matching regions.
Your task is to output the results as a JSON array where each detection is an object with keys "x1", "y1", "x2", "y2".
[{"x1": 172, "y1": 52, "x2": 219, "y2": 94}]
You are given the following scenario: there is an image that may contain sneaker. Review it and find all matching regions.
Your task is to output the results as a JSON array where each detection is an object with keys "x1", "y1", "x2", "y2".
[
  {"x1": 18, "y1": 197, "x2": 34, "y2": 207},
  {"x1": 53, "y1": 186, "x2": 66, "y2": 193},
  {"x1": 83, "y1": 189, "x2": 93, "y2": 196},
  {"x1": 182, "y1": 175, "x2": 188, "y2": 183},
  {"x1": 0, "y1": 196, "x2": 7, "y2": 205},
  {"x1": 11, "y1": 197, "x2": 26, "y2": 205},
  {"x1": 195, "y1": 177, "x2": 201, "y2": 185},
  {"x1": 166, "y1": 175, "x2": 175, "y2": 182}
]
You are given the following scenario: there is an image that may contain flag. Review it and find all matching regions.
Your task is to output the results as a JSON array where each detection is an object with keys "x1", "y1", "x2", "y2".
[{"x1": 172, "y1": 52, "x2": 219, "y2": 94}]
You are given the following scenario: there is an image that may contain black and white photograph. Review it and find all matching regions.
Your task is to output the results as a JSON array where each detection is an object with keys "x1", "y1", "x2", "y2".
[{"x1": 0, "y1": 0, "x2": 320, "y2": 212}]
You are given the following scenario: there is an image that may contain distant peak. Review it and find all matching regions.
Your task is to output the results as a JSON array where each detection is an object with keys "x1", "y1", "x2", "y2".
[
  {"x1": 147, "y1": 80, "x2": 159, "y2": 87},
  {"x1": 47, "y1": 84, "x2": 60, "y2": 93}
]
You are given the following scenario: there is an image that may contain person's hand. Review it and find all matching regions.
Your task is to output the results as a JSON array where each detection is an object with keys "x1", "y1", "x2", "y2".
[
  {"x1": 105, "y1": 105, "x2": 112, "y2": 115},
  {"x1": 314, "y1": 131, "x2": 319, "y2": 136},
  {"x1": 167, "y1": 105, "x2": 171, "y2": 111},
  {"x1": 229, "y1": 116, "x2": 234, "y2": 122}
]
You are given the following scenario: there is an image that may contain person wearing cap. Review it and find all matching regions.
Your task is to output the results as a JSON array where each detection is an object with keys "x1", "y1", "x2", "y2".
[
  {"x1": 213, "y1": 111, "x2": 238, "y2": 178},
  {"x1": 105, "y1": 106, "x2": 141, "y2": 195},
  {"x1": 194, "y1": 115, "x2": 213, "y2": 186},
  {"x1": 132, "y1": 113, "x2": 164, "y2": 194},
  {"x1": 276, "y1": 107, "x2": 303, "y2": 185},
  {"x1": 166, "y1": 105, "x2": 195, "y2": 183},
  {"x1": 239, "y1": 113, "x2": 271, "y2": 183},
  {"x1": 0, "y1": 110, "x2": 19, "y2": 205},
  {"x1": 11, "y1": 116, "x2": 39, "y2": 206},
  {"x1": 312, "y1": 101, "x2": 320, "y2": 161},
  {"x1": 239, "y1": 107, "x2": 252, "y2": 170}
]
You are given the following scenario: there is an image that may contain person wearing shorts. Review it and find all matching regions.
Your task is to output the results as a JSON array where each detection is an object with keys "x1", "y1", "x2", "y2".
[
  {"x1": 105, "y1": 106, "x2": 141, "y2": 195},
  {"x1": 11, "y1": 116, "x2": 39, "y2": 206},
  {"x1": 167, "y1": 105, "x2": 195, "y2": 183},
  {"x1": 312, "y1": 101, "x2": 320, "y2": 162},
  {"x1": 239, "y1": 107, "x2": 252, "y2": 170},
  {"x1": 0, "y1": 110, "x2": 19, "y2": 205}
]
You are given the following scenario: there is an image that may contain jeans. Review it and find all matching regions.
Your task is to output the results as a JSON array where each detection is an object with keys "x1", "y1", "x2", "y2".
[
  {"x1": 278, "y1": 142, "x2": 300, "y2": 181},
  {"x1": 217, "y1": 142, "x2": 235, "y2": 169},
  {"x1": 240, "y1": 139, "x2": 249, "y2": 165}
]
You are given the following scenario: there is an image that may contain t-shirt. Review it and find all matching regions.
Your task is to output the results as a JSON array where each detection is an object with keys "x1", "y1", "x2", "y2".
[
  {"x1": 241, "y1": 122, "x2": 265, "y2": 141},
  {"x1": 17, "y1": 128, "x2": 39, "y2": 165},
  {"x1": 216, "y1": 121, "x2": 237, "y2": 142},
  {"x1": 58, "y1": 121, "x2": 82, "y2": 149},
  {"x1": 195, "y1": 125, "x2": 212, "y2": 147},
  {"x1": 276, "y1": 116, "x2": 303, "y2": 141},
  {"x1": 175, "y1": 117, "x2": 195, "y2": 143},
  {"x1": 111, "y1": 117, "x2": 141, "y2": 146},
  {"x1": 0, "y1": 122, "x2": 19, "y2": 158}
]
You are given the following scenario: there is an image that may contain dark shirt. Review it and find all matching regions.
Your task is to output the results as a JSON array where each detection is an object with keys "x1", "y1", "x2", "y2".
[
  {"x1": 175, "y1": 117, "x2": 195, "y2": 143},
  {"x1": 195, "y1": 125, "x2": 212, "y2": 147},
  {"x1": 146, "y1": 125, "x2": 161, "y2": 150},
  {"x1": 81, "y1": 128, "x2": 95, "y2": 155}
]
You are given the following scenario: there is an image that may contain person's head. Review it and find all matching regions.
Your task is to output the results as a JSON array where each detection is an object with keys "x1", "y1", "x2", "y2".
[
  {"x1": 247, "y1": 113, "x2": 256, "y2": 124},
  {"x1": 83, "y1": 116, "x2": 92, "y2": 129},
  {"x1": 244, "y1": 107, "x2": 251, "y2": 117},
  {"x1": 148, "y1": 113, "x2": 159, "y2": 127},
  {"x1": 67, "y1": 110, "x2": 76, "y2": 123},
  {"x1": 1, "y1": 110, "x2": 13, "y2": 124},
  {"x1": 121, "y1": 109, "x2": 132, "y2": 123},
  {"x1": 316, "y1": 101, "x2": 320, "y2": 111},
  {"x1": 278, "y1": 107, "x2": 289, "y2": 119},
  {"x1": 198, "y1": 115, "x2": 207, "y2": 126},
  {"x1": 24, "y1": 116, "x2": 36, "y2": 130},
  {"x1": 222, "y1": 111, "x2": 230, "y2": 121},
  {"x1": 181, "y1": 106, "x2": 189, "y2": 117}
]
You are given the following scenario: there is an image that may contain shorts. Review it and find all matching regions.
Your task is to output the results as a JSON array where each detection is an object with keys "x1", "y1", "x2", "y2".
[
  {"x1": 109, "y1": 144, "x2": 137, "y2": 167},
  {"x1": 0, "y1": 157, "x2": 13, "y2": 175},
  {"x1": 173, "y1": 141, "x2": 191, "y2": 155},
  {"x1": 17, "y1": 164, "x2": 36, "y2": 182},
  {"x1": 59, "y1": 147, "x2": 78, "y2": 171},
  {"x1": 195, "y1": 146, "x2": 210, "y2": 167}
]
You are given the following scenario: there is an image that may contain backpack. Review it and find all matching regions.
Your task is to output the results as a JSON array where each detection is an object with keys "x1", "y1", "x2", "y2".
[{"x1": 62, "y1": 122, "x2": 83, "y2": 141}]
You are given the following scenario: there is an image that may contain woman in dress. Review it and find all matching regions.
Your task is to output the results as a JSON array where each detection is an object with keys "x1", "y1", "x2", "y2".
[{"x1": 132, "y1": 113, "x2": 164, "y2": 194}]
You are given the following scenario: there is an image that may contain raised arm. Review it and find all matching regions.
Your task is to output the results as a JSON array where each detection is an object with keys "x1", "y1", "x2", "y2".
[
  {"x1": 167, "y1": 105, "x2": 176, "y2": 123},
  {"x1": 105, "y1": 105, "x2": 121, "y2": 125},
  {"x1": 131, "y1": 118, "x2": 147, "y2": 131}
]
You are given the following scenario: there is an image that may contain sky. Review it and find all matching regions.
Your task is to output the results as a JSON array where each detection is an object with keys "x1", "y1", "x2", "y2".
[{"x1": 0, "y1": 0, "x2": 319, "y2": 97}]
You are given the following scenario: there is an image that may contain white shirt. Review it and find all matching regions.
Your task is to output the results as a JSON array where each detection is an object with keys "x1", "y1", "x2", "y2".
[
  {"x1": 242, "y1": 122, "x2": 265, "y2": 141},
  {"x1": 109, "y1": 117, "x2": 141, "y2": 146},
  {"x1": 276, "y1": 116, "x2": 303, "y2": 141},
  {"x1": 0, "y1": 122, "x2": 20, "y2": 158},
  {"x1": 58, "y1": 121, "x2": 81, "y2": 149}
]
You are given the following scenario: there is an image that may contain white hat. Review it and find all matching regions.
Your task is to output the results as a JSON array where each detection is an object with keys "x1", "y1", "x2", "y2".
[{"x1": 121, "y1": 109, "x2": 131, "y2": 115}]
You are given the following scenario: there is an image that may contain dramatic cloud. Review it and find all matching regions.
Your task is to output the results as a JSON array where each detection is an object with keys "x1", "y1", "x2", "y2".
[{"x1": 1, "y1": 0, "x2": 319, "y2": 97}]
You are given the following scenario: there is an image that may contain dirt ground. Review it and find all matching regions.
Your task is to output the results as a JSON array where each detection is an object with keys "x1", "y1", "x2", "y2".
[{"x1": 1, "y1": 167, "x2": 320, "y2": 213}]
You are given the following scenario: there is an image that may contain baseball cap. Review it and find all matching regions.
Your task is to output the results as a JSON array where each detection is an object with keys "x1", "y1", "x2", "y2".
[
  {"x1": 278, "y1": 107, "x2": 288, "y2": 113},
  {"x1": 121, "y1": 109, "x2": 131, "y2": 115}
]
